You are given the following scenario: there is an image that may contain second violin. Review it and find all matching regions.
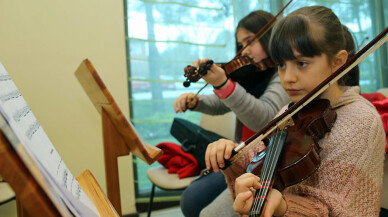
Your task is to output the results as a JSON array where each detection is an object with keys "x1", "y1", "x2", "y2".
[{"x1": 183, "y1": 56, "x2": 274, "y2": 87}]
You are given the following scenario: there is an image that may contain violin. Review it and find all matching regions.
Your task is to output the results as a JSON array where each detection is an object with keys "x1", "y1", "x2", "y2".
[
  {"x1": 228, "y1": 27, "x2": 387, "y2": 217},
  {"x1": 183, "y1": 56, "x2": 275, "y2": 87},
  {"x1": 182, "y1": 0, "x2": 294, "y2": 89},
  {"x1": 246, "y1": 99, "x2": 336, "y2": 216},
  {"x1": 194, "y1": 27, "x2": 387, "y2": 216}
]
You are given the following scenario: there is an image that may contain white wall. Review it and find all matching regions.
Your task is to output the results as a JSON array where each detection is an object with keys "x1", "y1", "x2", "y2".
[{"x1": 0, "y1": 0, "x2": 136, "y2": 215}]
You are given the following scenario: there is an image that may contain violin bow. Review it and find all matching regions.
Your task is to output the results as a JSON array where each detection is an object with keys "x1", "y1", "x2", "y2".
[
  {"x1": 231, "y1": 27, "x2": 388, "y2": 164},
  {"x1": 188, "y1": 0, "x2": 294, "y2": 101}
]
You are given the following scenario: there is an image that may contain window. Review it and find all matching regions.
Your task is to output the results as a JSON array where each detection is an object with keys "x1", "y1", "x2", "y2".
[{"x1": 124, "y1": 0, "x2": 387, "y2": 203}]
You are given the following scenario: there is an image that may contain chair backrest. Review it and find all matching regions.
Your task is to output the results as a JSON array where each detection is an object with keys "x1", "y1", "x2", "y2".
[{"x1": 199, "y1": 112, "x2": 236, "y2": 140}]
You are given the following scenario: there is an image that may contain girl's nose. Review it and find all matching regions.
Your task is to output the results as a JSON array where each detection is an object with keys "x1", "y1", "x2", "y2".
[
  {"x1": 241, "y1": 45, "x2": 250, "y2": 57},
  {"x1": 282, "y1": 66, "x2": 298, "y2": 83}
]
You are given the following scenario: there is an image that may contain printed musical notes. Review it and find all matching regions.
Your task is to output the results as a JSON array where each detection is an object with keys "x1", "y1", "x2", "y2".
[{"x1": 0, "y1": 62, "x2": 99, "y2": 217}]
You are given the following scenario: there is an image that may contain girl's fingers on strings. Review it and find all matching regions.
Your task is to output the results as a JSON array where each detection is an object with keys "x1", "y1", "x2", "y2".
[
  {"x1": 233, "y1": 191, "x2": 254, "y2": 215},
  {"x1": 235, "y1": 173, "x2": 261, "y2": 195}
]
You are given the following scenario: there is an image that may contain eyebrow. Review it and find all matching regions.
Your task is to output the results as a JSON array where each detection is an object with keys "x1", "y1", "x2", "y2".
[
  {"x1": 238, "y1": 35, "x2": 254, "y2": 44},
  {"x1": 243, "y1": 35, "x2": 255, "y2": 41}
]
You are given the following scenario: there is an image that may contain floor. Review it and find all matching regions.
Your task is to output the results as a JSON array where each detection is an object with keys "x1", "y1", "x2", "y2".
[
  {"x1": 0, "y1": 199, "x2": 16, "y2": 217},
  {"x1": 139, "y1": 206, "x2": 184, "y2": 217},
  {"x1": 0, "y1": 200, "x2": 184, "y2": 217}
]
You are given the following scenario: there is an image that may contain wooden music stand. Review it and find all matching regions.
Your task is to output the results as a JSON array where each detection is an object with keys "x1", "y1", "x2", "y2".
[
  {"x1": 0, "y1": 115, "x2": 119, "y2": 217},
  {"x1": 75, "y1": 59, "x2": 163, "y2": 215}
]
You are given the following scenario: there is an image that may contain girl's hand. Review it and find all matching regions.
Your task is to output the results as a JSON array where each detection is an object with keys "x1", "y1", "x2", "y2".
[
  {"x1": 204, "y1": 138, "x2": 236, "y2": 172},
  {"x1": 233, "y1": 173, "x2": 261, "y2": 214},
  {"x1": 173, "y1": 93, "x2": 197, "y2": 113},
  {"x1": 234, "y1": 173, "x2": 287, "y2": 217},
  {"x1": 193, "y1": 58, "x2": 229, "y2": 88}
]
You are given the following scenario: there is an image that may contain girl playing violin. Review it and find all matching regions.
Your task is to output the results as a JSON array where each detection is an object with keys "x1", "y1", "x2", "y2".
[
  {"x1": 175, "y1": 10, "x2": 290, "y2": 217},
  {"x1": 206, "y1": 6, "x2": 385, "y2": 216}
]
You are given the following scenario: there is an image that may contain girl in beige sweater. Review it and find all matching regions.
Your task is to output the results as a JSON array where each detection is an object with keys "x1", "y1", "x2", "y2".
[{"x1": 205, "y1": 6, "x2": 386, "y2": 217}]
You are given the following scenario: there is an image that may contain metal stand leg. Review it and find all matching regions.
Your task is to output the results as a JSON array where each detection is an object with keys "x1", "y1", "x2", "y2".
[{"x1": 147, "y1": 184, "x2": 156, "y2": 217}]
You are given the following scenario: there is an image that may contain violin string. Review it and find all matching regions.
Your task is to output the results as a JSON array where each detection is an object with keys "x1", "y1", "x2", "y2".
[
  {"x1": 233, "y1": 121, "x2": 283, "y2": 164},
  {"x1": 260, "y1": 129, "x2": 282, "y2": 210},
  {"x1": 251, "y1": 132, "x2": 275, "y2": 213},
  {"x1": 251, "y1": 135, "x2": 271, "y2": 213},
  {"x1": 254, "y1": 129, "x2": 280, "y2": 214},
  {"x1": 256, "y1": 132, "x2": 275, "y2": 210},
  {"x1": 251, "y1": 128, "x2": 282, "y2": 215},
  {"x1": 256, "y1": 128, "x2": 287, "y2": 216}
]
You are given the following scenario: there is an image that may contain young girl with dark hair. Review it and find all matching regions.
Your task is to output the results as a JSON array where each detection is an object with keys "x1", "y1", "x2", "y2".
[
  {"x1": 205, "y1": 6, "x2": 385, "y2": 216},
  {"x1": 174, "y1": 10, "x2": 290, "y2": 217}
]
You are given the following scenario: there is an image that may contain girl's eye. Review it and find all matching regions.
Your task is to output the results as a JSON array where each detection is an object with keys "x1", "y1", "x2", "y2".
[
  {"x1": 297, "y1": 61, "x2": 308, "y2": 67},
  {"x1": 278, "y1": 63, "x2": 286, "y2": 69},
  {"x1": 242, "y1": 37, "x2": 254, "y2": 47},
  {"x1": 242, "y1": 41, "x2": 250, "y2": 48}
]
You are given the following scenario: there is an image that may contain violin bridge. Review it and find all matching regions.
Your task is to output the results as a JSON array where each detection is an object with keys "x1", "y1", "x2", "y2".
[{"x1": 278, "y1": 117, "x2": 295, "y2": 130}]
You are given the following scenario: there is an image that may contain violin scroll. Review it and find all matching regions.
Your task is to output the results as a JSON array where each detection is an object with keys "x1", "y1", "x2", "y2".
[
  {"x1": 183, "y1": 60, "x2": 214, "y2": 87},
  {"x1": 182, "y1": 56, "x2": 275, "y2": 87}
]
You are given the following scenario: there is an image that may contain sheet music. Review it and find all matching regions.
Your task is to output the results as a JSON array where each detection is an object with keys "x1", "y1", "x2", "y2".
[{"x1": 0, "y1": 62, "x2": 99, "y2": 216}]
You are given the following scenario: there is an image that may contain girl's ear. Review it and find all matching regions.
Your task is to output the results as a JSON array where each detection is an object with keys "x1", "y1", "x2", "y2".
[{"x1": 332, "y1": 50, "x2": 348, "y2": 72}]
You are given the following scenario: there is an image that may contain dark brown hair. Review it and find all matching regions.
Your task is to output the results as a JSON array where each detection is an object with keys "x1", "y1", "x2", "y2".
[
  {"x1": 269, "y1": 6, "x2": 359, "y2": 86},
  {"x1": 341, "y1": 24, "x2": 359, "y2": 86},
  {"x1": 235, "y1": 10, "x2": 275, "y2": 55}
]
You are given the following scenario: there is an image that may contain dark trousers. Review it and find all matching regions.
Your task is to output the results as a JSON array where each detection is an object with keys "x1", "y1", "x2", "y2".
[{"x1": 180, "y1": 172, "x2": 227, "y2": 217}]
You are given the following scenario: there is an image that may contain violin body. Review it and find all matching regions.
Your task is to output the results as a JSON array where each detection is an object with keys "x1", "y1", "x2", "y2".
[
  {"x1": 183, "y1": 56, "x2": 275, "y2": 87},
  {"x1": 247, "y1": 99, "x2": 336, "y2": 216},
  {"x1": 247, "y1": 128, "x2": 321, "y2": 191},
  {"x1": 222, "y1": 56, "x2": 274, "y2": 75},
  {"x1": 247, "y1": 99, "x2": 336, "y2": 191}
]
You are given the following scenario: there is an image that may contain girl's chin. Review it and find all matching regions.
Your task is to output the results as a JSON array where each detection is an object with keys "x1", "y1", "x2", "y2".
[{"x1": 290, "y1": 96, "x2": 304, "y2": 103}]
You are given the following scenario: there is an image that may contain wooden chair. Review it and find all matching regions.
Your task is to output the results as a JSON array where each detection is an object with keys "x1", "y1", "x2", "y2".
[{"x1": 146, "y1": 166, "x2": 198, "y2": 217}]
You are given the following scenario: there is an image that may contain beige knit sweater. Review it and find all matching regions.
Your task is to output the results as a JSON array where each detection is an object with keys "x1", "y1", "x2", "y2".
[{"x1": 223, "y1": 86, "x2": 386, "y2": 216}]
